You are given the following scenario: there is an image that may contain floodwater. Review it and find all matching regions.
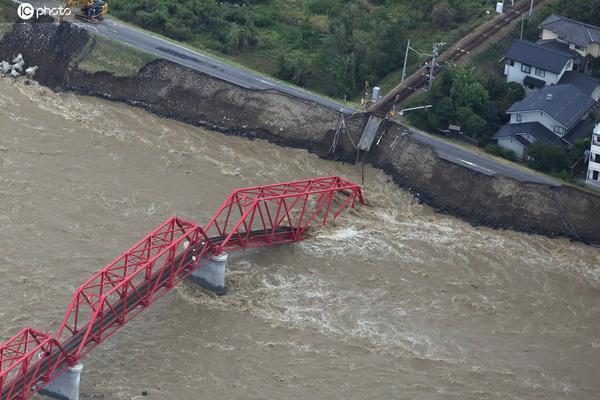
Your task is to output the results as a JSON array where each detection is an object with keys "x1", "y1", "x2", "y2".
[{"x1": 0, "y1": 78, "x2": 599, "y2": 400}]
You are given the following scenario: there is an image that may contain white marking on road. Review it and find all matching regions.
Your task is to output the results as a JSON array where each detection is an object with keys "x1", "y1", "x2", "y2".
[
  {"x1": 457, "y1": 159, "x2": 495, "y2": 174},
  {"x1": 259, "y1": 79, "x2": 274, "y2": 86},
  {"x1": 74, "y1": 21, "x2": 98, "y2": 33}
]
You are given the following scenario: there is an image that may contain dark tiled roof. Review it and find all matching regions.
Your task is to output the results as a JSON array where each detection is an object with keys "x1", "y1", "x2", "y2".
[
  {"x1": 506, "y1": 40, "x2": 573, "y2": 74},
  {"x1": 564, "y1": 118, "x2": 595, "y2": 145},
  {"x1": 507, "y1": 84, "x2": 595, "y2": 129},
  {"x1": 514, "y1": 134, "x2": 533, "y2": 147},
  {"x1": 494, "y1": 122, "x2": 564, "y2": 146},
  {"x1": 558, "y1": 71, "x2": 600, "y2": 97},
  {"x1": 540, "y1": 14, "x2": 600, "y2": 47},
  {"x1": 536, "y1": 39, "x2": 584, "y2": 62},
  {"x1": 524, "y1": 75, "x2": 546, "y2": 88}
]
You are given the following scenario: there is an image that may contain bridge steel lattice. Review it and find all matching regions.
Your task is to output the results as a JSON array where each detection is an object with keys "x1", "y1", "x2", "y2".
[{"x1": 0, "y1": 176, "x2": 364, "y2": 400}]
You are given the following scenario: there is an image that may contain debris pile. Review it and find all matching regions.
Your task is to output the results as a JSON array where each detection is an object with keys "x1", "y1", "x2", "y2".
[{"x1": 0, "y1": 53, "x2": 38, "y2": 79}]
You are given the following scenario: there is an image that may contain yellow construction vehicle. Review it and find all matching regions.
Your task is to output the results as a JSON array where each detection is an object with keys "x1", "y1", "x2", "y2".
[{"x1": 62, "y1": 0, "x2": 108, "y2": 22}]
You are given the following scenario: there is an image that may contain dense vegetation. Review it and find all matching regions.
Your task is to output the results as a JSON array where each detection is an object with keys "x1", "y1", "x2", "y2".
[
  {"x1": 550, "y1": 0, "x2": 600, "y2": 26},
  {"x1": 108, "y1": 0, "x2": 491, "y2": 98},
  {"x1": 407, "y1": 65, "x2": 525, "y2": 144},
  {"x1": 0, "y1": 0, "x2": 15, "y2": 38}
]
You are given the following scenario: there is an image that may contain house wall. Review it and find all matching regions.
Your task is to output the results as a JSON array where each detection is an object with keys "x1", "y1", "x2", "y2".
[
  {"x1": 587, "y1": 132, "x2": 600, "y2": 188},
  {"x1": 505, "y1": 59, "x2": 572, "y2": 90},
  {"x1": 592, "y1": 85, "x2": 600, "y2": 101},
  {"x1": 541, "y1": 29, "x2": 559, "y2": 41},
  {"x1": 497, "y1": 136, "x2": 527, "y2": 160},
  {"x1": 589, "y1": 43, "x2": 600, "y2": 58},
  {"x1": 508, "y1": 110, "x2": 566, "y2": 133}
]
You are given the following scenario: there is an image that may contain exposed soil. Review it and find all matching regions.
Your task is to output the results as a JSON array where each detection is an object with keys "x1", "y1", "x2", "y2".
[{"x1": 1, "y1": 17, "x2": 599, "y2": 244}]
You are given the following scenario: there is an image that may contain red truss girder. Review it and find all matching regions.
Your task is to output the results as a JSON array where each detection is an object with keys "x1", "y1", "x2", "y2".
[
  {"x1": 204, "y1": 176, "x2": 364, "y2": 252},
  {"x1": 0, "y1": 176, "x2": 363, "y2": 400},
  {"x1": 0, "y1": 328, "x2": 67, "y2": 400}
]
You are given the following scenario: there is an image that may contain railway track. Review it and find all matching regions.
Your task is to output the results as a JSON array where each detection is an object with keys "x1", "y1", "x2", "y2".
[
  {"x1": 369, "y1": 0, "x2": 540, "y2": 115},
  {"x1": 1, "y1": 176, "x2": 366, "y2": 400},
  {"x1": 1, "y1": 228, "x2": 293, "y2": 400}
]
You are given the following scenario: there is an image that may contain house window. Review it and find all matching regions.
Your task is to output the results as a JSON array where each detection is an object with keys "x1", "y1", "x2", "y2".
[
  {"x1": 553, "y1": 125, "x2": 566, "y2": 135},
  {"x1": 516, "y1": 114, "x2": 522, "y2": 122},
  {"x1": 517, "y1": 133, "x2": 534, "y2": 143},
  {"x1": 594, "y1": 153, "x2": 600, "y2": 163},
  {"x1": 594, "y1": 135, "x2": 600, "y2": 145},
  {"x1": 535, "y1": 68, "x2": 545, "y2": 77},
  {"x1": 575, "y1": 45, "x2": 586, "y2": 51},
  {"x1": 521, "y1": 63, "x2": 531, "y2": 73},
  {"x1": 593, "y1": 170, "x2": 599, "y2": 181},
  {"x1": 508, "y1": 60, "x2": 515, "y2": 66}
]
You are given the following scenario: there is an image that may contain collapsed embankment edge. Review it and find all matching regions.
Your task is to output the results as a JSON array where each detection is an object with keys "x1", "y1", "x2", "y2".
[{"x1": 2, "y1": 18, "x2": 599, "y2": 244}]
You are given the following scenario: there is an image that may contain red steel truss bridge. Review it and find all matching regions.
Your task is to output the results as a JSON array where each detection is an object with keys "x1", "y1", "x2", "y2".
[{"x1": 0, "y1": 176, "x2": 364, "y2": 400}]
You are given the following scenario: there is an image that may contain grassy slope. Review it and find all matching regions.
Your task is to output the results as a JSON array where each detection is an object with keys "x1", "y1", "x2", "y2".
[
  {"x1": 77, "y1": 35, "x2": 157, "y2": 76},
  {"x1": 229, "y1": 3, "x2": 496, "y2": 100},
  {"x1": 376, "y1": 16, "x2": 492, "y2": 94}
]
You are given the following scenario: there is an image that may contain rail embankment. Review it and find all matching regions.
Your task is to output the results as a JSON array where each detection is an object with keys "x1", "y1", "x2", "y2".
[{"x1": 1, "y1": 17, "x2": 599, "y2": 244}]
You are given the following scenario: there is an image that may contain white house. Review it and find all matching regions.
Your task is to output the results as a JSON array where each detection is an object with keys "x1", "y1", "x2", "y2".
[
  {"x1": 494, "y1": 84, "x2": 596, "y2": 159},
  {"x1": 504, "y1": 40, "x2": 574, "y2": 90},
  {"x1": 586, "y1": 123, "x2": 600, "y2": 189}
]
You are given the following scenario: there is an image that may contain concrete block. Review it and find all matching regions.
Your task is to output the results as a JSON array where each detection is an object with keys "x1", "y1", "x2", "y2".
[
  {"x1": 40, "y1": 363, "x2": 83, "y2": 400},
  {"x1": 189, "y1": 252, "x2": 228, "y2": 294}
]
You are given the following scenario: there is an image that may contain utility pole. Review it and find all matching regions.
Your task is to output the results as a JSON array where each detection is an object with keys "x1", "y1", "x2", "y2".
[
  {"x1": 428, "y1": 42, "x2": 443, "y2": 92},
  {"x1": 520, "y1": 15, "x2": 525, "y2": 39},
  {"x1": 401, "y1": 38, "x2": 411, "y2": 83},
  {"x1": 529, "y1": 0, "x2": 533, "y2": 17}
]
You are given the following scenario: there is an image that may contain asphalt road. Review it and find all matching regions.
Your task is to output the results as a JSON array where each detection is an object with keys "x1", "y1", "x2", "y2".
[
  {"x1": 12, "y1": 1, "x2": 561, "y2": 186},
  {"x1": 408, "y1": 130, "x2": 560, "y2": 185},
  {"x1": 68, "y1": 18, "x2": 356, "y2": 114}
]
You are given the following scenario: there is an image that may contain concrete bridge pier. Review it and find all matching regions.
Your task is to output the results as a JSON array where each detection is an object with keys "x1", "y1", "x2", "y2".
[
  {"x1": 189, "y1": 253, "x2": 228, "y2": 295},
  {"x1": 40, "y1": 363, "x2": 83, "y2": 400}
]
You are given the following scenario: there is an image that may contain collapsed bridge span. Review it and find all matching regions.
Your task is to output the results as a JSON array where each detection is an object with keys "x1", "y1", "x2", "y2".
[{"x1": 0, "y1": 176, "x2": 364, "y2": 400}]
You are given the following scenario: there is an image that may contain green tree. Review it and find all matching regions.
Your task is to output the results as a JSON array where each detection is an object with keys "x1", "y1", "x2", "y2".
[
  {"x1": 527, "y1": 142, "x2": 570, "y2": 172},
  {"x1": 431, "y1": 2, "x2": 454, "y2": 29},
  {"x1": 276, "y1": 51, "x2": 311, "y2": 85},
  {"x1": 449, "y1": 67, "x2": 489, "y2": 113},
  {"x1": 456, "y1": 106, "x2": 487, "y2": 138},
  {"x1": 435, "y1": 96, "x2": 455, "y2": 124},
  {"x1": 553, "y1": 0, "x2": 600, "y2": 26}
]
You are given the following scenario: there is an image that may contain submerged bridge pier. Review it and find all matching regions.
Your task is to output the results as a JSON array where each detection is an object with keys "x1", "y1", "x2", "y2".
[
  {"x1": 38, "y1": 252, "x2": 230, "y2": 400},
  {"x1": 189, "y1": 253, "x2": 229, "y2": 295},
  {"x1": 39, "y1": 364, "x2": 83, "y2": 400},
  {"x1": 0, "y1": 176, "x2": 364, "y2": 400}
]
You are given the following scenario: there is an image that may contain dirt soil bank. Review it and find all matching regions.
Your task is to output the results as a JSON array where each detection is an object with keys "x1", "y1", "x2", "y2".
[{"x1": 2, "y1": 18, "x2": 599, "y2": 244}]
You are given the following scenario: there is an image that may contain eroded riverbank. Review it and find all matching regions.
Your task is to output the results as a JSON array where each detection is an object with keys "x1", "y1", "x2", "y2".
[{"x1": 1, "y1": 18, "x2": 599, "y2": 243}]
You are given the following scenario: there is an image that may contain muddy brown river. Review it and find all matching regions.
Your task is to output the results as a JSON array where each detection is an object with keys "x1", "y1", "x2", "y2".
[{"x1": 1, "y1": 79, "x2": 599, "y2": 399}]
